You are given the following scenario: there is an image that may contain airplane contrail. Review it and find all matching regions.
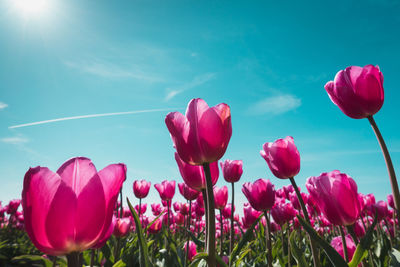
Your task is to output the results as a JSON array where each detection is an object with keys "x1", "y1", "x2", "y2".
[{"x1": 9, "y1": 108, "x2": 179, "y2": 129}]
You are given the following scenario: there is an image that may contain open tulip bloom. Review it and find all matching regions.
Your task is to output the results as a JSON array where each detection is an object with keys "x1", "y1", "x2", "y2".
[{"x1": 22, "y1": 157, "x2": 126, "y2": 260}]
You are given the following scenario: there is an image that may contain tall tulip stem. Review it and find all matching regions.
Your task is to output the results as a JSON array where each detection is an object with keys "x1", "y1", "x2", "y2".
[
  {"x1": 202, "y1": 189, "x2": 209, "y2": 249},
  {"x1": 230, "y1": 182, "x2": 235, "y2": 256},
  {"x1": 219, "y1": 209, "x2": 223, "y2": 256},
  {"x1": 203, "y1": 163, "x2": 216, "y2": 267},
  {"x1": 185, "y1": 200, "x2": 192, "y2": 267},
  {"x1": 339, "y1": 226, "x2": 349, "y2": 262},
  {"x1": 67, "y1": 252, "x2": 80, "y2": 267},
  {"x1": 368, "y1": 116, "x2": 400, "y2": 223},
  {"x1": 289, "y1": 177, "x2": 320, "y2": 267},
  {"x1": 264, "y1": 211, "x2": 273, "y2": 267},
  {"x1": 139, "y1": 198, "x2": 142, "y2": 218}
]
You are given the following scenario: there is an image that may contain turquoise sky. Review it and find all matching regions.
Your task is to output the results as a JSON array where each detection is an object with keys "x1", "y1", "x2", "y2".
[{"x1": 1, "y1": 0, "x2": 399, "y2": 215}]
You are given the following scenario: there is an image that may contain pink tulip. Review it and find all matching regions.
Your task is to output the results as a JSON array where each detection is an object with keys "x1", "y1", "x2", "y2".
[
  {"x1": 165, "y1": 98, "x2": 232, "y2": 165},
  {"x1": 370, "y1": 200, "x2": 388, "y2": 221},
  {"x1": 183, "y1": 241, "x2": 197, "y2": 261},
  {"x1": 113, "y1": 217, "x2": 132, "y2": 237},
  {"x1": 220, "y1": 159, "x2": 243, "y2": 183},
  {"x1": 92, "y1": 216, "x2": 116, "y2": 249},
  {"x1": 178, "y1": 183, "x2": 200, "y2": 201},
  {"x1": 134, "y1": 204, "x2": 147, "y2": 215},
  {"x1": 148, "y1": 216, "x2": 162, "y2": 234},
  {"x1": 221, "y1": 203, "x2": 235, "y2": 219},
  {"x1": 175, "y1": 152, "x2": 219, "y2": 191},
  {"x1": 260, "y1": 136, "x2": 300, "y2": 179},
  {"x1": 151, "y1": 203, "x2": 163, "y2": 216},
  {"x1": 173, "y1": 202, "x2": 182, "y2": 212},
  {"x1": 6, "y1": 199, "x2": 21, "y2": 214},
  {"x1": 271, "y1": 202, "x2": 297, "y2": 226},
  {"x1": 214, "y1": 186, "x2": 228, "y2": 210},
  {"x1": 242, "y1": 203, "x2": 262, "y2": 229},
  {"x1": 306, "y1": 170, "x2": 361, "y2": 226},
  {"x1": 353, "y1": 220, "x2": 365, "y2": 238},
  {"x1": 242, "y1": 179, "x2": 276, "y2": 211},
  {"x1": 133, "y1": 180, "x2": 151, "y2": 199},
  {"x1": 324, "y1": 65, "x2": 384, "y2": 119},
  {"x1": 154, "y1": 180, "x2": 176, "y2": 201},
  {"x1": 22, "y1": 157, "x2": 126, "y2": 255},
  {"x1": 388, "y1": 194, "x2": 395, "y2": 209},
  {"x1": 331, "y1": 235, "x2": 356, "y2": 261}
]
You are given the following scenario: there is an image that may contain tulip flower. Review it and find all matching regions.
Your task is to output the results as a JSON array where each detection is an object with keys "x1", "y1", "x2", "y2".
[
  {"x1": 113, "y1": 217, "x2": 132, "y2": 237},
  {"x1": 154, "y1": 180, "x2": 176, "y2": 201},
  {"x1": 178, "y1": 183, "x2": 200, "y2": 201},
  {"x1": 22, "y1": 157, "x2": 126, "y2": 263},
  {"x1": 151, "y1": 203, "x2": 163, "y2": 216},
  {"x1": 220, "y1": 159, "x2": 243, "y2": 254},
  {"x1": 260, "y1": 136, "x2": 300, "y2": 179},
  {"x1": 271, "y1": 202, "x2": 297, "y2": 226},
  {"x1": 133, "y1": 180, "x2": 151, "y2": 199},
  {"x1": 371, "y1": 200, "x2": 388, "y2": 221},
  {"x1": 175, "y1": 153, "x2": 219, "y2": 192},
  {"x1": 183, "y1": 241, "x2": 197, "y2": 261},
  {"x1": 214, "y1": 186, "x2": 228, "y2": 210},
  {"x1": 242, "y1": 179, "x2": 275, "y2": 266},
  {"x1": 165, "y1": 98, "x2": 232, "y2": 166},
  {"x1": 325, "y1": 65, "x2": 400, "y2": 225},
  {"x1": 242, "y1": 179, "x2": 275, "y2": 212},
  {"x1": 306, "y1": 170, "x2": 361, "y2": 226},
  {"x1": 242, "y1": 204, "x2": 262, "y2": 229},
  {"x1": 324, "y1": 65, "x2": 384, "y2": 119},
  {"x1": 166, "y1": 98, "x2": 233, "y2": 267},
  {"x1": 388, "y1": 194, "x2": 395, "y2": 209},
  {"x1": 148, "y1": 216, "x2": 162, "y2": 234},
  {"x1": 6, "y1": 199, "x2": 21, "y2": 214},
  {"x1": 134, "y1": 204, "x2": 147, "y2": 217}
]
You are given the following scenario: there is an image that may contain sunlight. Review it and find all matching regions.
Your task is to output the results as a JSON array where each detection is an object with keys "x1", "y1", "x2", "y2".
[{"x1": 12, "y1": 0, "x2": 49, "y2": 17}]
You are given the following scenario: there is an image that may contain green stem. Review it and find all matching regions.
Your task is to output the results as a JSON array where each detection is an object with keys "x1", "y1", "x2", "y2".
[
  {"x1": 203, "y1": 163, "x2": 216, "y2": 267},
  {"x1": 368, "y1": 116, "x2": 400, "y2": 224},
  {"x1": 185, "y1": 200, "x2": 192, "y2": 267},
  {"x1": 202, "y1": 188, "x2": 208, "y2": 250},
  {"x1": 287, "y1": 223, "x2": 291, "y2": 267},
  {"x1": 339, "y1": 226, "x2": 348, "y2": 262},
  {"x1": 119, "y1": 188, "x2": 123, "y2": 218},
  {"x1": 289, "y1": 177, "x2": 320, "y2": 267},
  {"x1": 90, "y1": 249, "x2": 95, "y2": 267},
  {"x1": 263, "y1": 211, "x2": 273, "y2": 267},
  {"x1": 220, "y1": 209, "x2": 224, "y2": 256},
  {"x1": 139, "y1": 198, "x2": 142, "y2": 219},
  {"x1": 346, "y1": 224, "x2": 359, "y2": 245}
]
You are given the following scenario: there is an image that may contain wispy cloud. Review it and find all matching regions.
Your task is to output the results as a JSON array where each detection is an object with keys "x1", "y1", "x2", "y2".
[
  {"x1": 64, "y1": 60, "x2": 165, "y2": 83},
  {"x1": 248, "y1": 94, "x2": 301, "y2": 115},
  {"x1": 0, "y1": 102, "x2": 8, "y2": 110},
  {"x1": 165, "y1": 73, "x2": 216, "y2": 101},
  {"x1": 9, "y1": 108, "x2": 178, "y2": 129},
  {"x1": 1, "y1": 136, "x2": 29, "y2": 145}
]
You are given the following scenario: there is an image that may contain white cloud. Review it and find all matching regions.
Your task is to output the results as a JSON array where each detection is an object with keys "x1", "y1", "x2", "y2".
[
  {"x1": 164, "y1": 73, "x2": 216, "y2": 101},
  {"x1": 1, "y1": 136, "x2": 29, "y2": 145},
  {"x1": 0, "y1": 102, "x2": 8, "y2": 110},
  {"x1": 64, "y1": 60, "x2": 164, "y2": 83},
  {"x1": 248, "y1": 94, "x2": 301, "y2": 115}
]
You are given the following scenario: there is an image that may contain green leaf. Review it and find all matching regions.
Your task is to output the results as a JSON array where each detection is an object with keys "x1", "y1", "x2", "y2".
[
  {"x1": 296, "y1": 215, "x2": 348, "y2": 267},
  {"x1": 390, "y1": 248, "x2": 400, "y2": 265},
  {"x1": 229, "y1": 213, "x2": 263, "y2": 266},
  {"x1": 348, "y1": 214, "x2": 378, "y2": 267},
  {"x1": 11, "y1": 255, "x2": 53, "y2": 267},
  {"x1": 113, "y1": 259, "x2": 127, "y2": 267},
  {"x1": 289, "y1": 231, "x2": 307, "y2": 267},
  {"x1": 179, "y1": 226, "x2": 205, "y2": 248},
  {"x1": 189, "y1": 252, "x2": 208, "y2": 267},
  {"x1": 127, "y1": 197, "x2": 150, "y2": 267},
  {"x1": 145, "y1": 211, "x2": 166, "y2": 232}
]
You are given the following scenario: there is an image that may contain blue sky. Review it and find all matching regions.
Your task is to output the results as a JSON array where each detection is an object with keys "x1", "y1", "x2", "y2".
[{"x1": 1, "y1": 0, "x2": 399, "y2": 215}]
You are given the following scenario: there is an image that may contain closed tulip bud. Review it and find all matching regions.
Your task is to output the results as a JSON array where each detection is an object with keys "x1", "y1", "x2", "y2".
[
  {"x1": 175, "y1": 152, "x2": 219, "y2": 191},
  {"x1": 221, "y1": 203, "x2": 234, "y2": 219},
  {"x1": 306, "y1": 170, "x2": 361, "y2": 226},
  {"x1": 154, "y1": 180, "x2": 176, "y2": 201},
  {"x1": 325, "y1": 65, "x2": 384, "y2": 119},
  {"x1": 370, "y1": 200, "x2": 388, "y2": 221},
  {"x1": 388, "y1": 194, "x2": 395, "y2": 209},
  {"x1": 242, "y1": 179, "x2": 275, "y2": 211},
  {"x1": 22, "y1": 157, "x2": 126, "y2": 255},
  {"x1": 260, "y1": 136, "x2": 300, "y2": 179},
  {"x1": 151, "y1": 203, "x2": 163, "y2": 216},
  {"x1": 173, "y1": 202, "x2": 182, "y2": 212},
  {"x1": 113, "y1": 217, "x2": 131, "y2": 237},
  {"x1": 214, "y1": 186, "x2": 228, "y2": 210},
  {"x1": 220, "y1": 159, "x2": 243, "y2": 183},
  {"x1": 178, "y1": 183, "x2": 200, "y2": 201},
  {"x1": 242, "y1": 203, "x2": 262, "y2": 229},
  {"x1": 133, "y1": 180, "x2": 151, "y2": 199},
  {"x1": 183, "y1": 241, "x2": 197, "y2": 261},
  {"x1": 165, "y1": 98, "x2": 232, "y2": 165},
  {"x1": 6, "y1": 199, "x2": 21, "y2": 214},
  {"x1": 134, "y1": 204, "x2": 147, "y2": 215},
  {"x1": 271, "y1": 202, "x2": 297, "y2": 226}
]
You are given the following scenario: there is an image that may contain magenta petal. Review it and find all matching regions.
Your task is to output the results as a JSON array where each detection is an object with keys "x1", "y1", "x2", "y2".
[
  {"x1": 56, "y1": 157, "x2": 98, "y2": 195},
  {"x1": 96, "y1": 164, "x2": 126, "y2": 239},
  {"x1": 45, "y1": 180, "x2": 77, "y2": 253},
  {"x1": 22, "y1": 167, "x2": 62, "y2": 255},
  {"x1": 74, "y1": 175, "x2": 106, "y2": 248}
]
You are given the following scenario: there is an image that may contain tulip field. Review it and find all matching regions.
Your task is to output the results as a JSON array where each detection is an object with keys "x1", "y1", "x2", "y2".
[{"x1": 1, "y1": 65, "x2": 400, "y2": 267}]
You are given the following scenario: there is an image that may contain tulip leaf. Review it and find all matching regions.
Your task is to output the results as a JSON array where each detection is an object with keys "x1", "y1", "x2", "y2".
[
  {"x1": 145, "y1": 211, "x2": 166, "y2": 232},
  {"x1": 348, "y1": 214, "x2": 378, "y2": 267},
  {"x1": 296, "y1": 215, "x2": 348, "y2": 267},
  {"x1": 289, "y1": 231, "x2": 307, "y2": 267},
  {"x1": 189, "y1": 252, "x2": 208, "y2": 267},
  {"x1": 390, "y1": 248, "x2": 400, "y2": 265},
  {"x1": 11, "y1": 255, "x2": 53, "y2": 267},
  {"x1": 179, "y1": 226, "x2": 205, "y2": 248},
  {"x1": 127, "y1": 197, "x2": 150, "y2": 267},
  {"x1": 113, "y1": 259, "x2": 127, "y2": 267},
  {"x1": 229, "y1": 213, "x2": 263, "y2": 266}
]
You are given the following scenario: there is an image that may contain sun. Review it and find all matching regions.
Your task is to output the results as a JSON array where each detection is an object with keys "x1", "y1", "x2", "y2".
[{"x1": 12, "y1": 0, "x2": 50, "y2": 17}]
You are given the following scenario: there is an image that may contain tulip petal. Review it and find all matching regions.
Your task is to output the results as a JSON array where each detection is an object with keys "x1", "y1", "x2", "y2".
[
  {"x1": 22, "y1": 167, "x2": 62, "y2": 255},
  {"x1": 56, "y1": 157, "x2": 98, "y2": 195}
]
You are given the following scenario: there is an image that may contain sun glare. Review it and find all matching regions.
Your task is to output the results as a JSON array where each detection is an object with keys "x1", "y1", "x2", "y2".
[{"x1": 12, "y1": 0, "x2": 49, "y2": 17}]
